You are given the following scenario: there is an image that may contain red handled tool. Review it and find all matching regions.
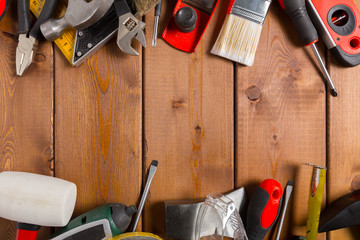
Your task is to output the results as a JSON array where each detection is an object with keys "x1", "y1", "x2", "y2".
[
  {"x1": 16, "y1": 223, "x2": 40, "y2": 240},
  {"x1": 307, "y1": 0, "x2": 360, "y2": 67},
  {"x1": 0, "y1": 0, "x2": 10, "y2": 21},
  {"x1": 246, "y1": 179, "x2": 283, "y2": 240},
  {"x1": 279, "y1": 0, "x2": 338, "y2": 97}
]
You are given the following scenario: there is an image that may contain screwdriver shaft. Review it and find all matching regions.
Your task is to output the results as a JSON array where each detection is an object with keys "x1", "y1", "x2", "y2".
[
  {"x1": 310, "y1": 44, "x2": 338, "y2": 97},
  {"x1": 152, "y1": 16, "x2": 159, "y2": 47}
]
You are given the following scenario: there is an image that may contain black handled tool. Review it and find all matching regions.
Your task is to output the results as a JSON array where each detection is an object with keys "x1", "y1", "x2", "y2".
[
  {"x1": 246, "y1": 179, "x2": 283, "y2": 240},
  {"x1": 16, "y1": 0, "x2": 58, "y2": 76},
  {"x1": 278, "y1": 0, "x2": 338, "y2": 97}
]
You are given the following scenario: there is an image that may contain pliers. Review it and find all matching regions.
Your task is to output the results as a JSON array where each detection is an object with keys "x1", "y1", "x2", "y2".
[{"x1": 16, "y1": 0, "x2": 57, "y2": 76}]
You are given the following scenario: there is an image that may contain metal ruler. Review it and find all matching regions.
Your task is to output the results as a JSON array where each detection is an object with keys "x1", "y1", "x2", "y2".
[{"x1": 30, "y1": 0, "x2": 75, "y2": 65}]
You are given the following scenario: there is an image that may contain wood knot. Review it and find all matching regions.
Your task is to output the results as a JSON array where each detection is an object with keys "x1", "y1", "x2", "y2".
[
  {"x1": 246, "y1": 86, "x2": 261, "y2": 102},
  {"x1": 35, "y1": 53, "x2": 46, "y2": 62},
  {"x1": 172, "y1": 99, "x2": 185, "y2": 108},
  {"x1": 286, "y1": 67, "x2": 302, "y2": 81},
  {"x1": 351, "y1": 175, "x2": 360, "y2": 191},
  {"x1": 194, "y1": 125, "x2": 202, "y2": 136}
]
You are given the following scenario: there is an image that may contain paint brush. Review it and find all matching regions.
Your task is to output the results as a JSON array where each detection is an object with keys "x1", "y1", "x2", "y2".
[
  {"x1": 133, "y1": 0, "x2": 161, "y2": 16},
  {"x1": 211, "y1": 0, "x2": 272, "y2": 66}
]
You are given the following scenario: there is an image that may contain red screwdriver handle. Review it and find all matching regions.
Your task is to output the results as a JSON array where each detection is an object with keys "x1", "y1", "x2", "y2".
[
  {"x1": 279, "y1": 0, "x2": 319, "y2": 46},
  {"x1": 16, "y1": 223, "x2": 40, "y2": 240},
  {"x1": 246, "y1": 179, "x2": 283, "y2": 240}
]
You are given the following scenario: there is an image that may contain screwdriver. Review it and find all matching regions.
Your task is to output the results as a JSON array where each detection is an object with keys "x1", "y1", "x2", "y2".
[
  {"x1": 278, "y1": 0, "x2": 338, "y2": 97},
  {"x1": 246, "y1": 179, "x2": 283, "y2": 240},
  {"x1": 152, "y1": 0, "x2": 163, "y2": 47}
]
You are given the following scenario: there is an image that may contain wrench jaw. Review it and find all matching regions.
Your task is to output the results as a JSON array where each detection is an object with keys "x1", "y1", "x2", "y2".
[{"x1": 117, "y1": 13, "x2": 146, "y2": 56}]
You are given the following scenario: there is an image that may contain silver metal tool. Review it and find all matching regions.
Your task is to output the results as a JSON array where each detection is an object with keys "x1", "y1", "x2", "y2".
[
  {"x1": 274, "y1": 180, "x2": 293, "y2": 240},
  {"x1": 40, "y1": 0, "x2": 113, "y2": 41},
  {"x1": 131, "y1": 160, "x2": 158, "y2": 231},
  {"x1": 310, "y1": 44, "x2": 338, "y2": 97},
  {"x1": 115, "y1": 0, "x2": 146, "y2": 55},
  {"x1": 152, "y1": 0, "x2": 163, "y2": 47},
  {"x1": 16, "y1": 0, "x2": 58, "y2": 76},
  {"x1": 165, "y1": 187, "x2": 247, "y2": 240}
]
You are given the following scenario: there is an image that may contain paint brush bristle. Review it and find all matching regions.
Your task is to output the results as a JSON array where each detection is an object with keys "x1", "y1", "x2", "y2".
[
  {"x1": 133, "y1": 0, "x2": 161, "y2": 16},
  {"x1": 211, "y1": 0, "x2": 271, "y2": 66}
]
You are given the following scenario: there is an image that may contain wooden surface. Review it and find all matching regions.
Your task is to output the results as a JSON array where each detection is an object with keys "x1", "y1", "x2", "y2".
[{"x1": 0, "y1": 0, "x2": 360, "y2": 239}]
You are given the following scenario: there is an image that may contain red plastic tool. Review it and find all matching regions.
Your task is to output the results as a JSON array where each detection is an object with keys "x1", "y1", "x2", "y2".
[
  {"x1": 246, "y1": 179, "x2": 283, "y2": 240},
  {"x1": 162, "y1": 0, "x2": 219, "y2": 52},
  {"x1": 307, "y1": 0, "x2": 360, "y2": 66}
]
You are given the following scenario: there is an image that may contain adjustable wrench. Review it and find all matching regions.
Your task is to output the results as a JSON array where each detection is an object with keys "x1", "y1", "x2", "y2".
[
  {"x1": 40, "y1": 0, "x2": 113, "y2": 41},
  {"x1": 115, "y1": 0, "x2": 146, "y2": 55}
]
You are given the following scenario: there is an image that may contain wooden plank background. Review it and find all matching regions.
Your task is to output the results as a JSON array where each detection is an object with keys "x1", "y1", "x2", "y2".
[{"x1": 0, "y1": 0, "x2": 360, "y2": 239}]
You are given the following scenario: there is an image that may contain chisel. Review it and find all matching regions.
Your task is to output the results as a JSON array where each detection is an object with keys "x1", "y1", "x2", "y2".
[
  {"x1": 279, "y1": 0, "x2": 338, "y2": 97},
  {"x1": 246, "y1": 179, "x2": 283, "y2": 240}
]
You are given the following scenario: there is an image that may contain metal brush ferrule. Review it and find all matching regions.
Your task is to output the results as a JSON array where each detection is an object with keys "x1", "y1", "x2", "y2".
[{"x1": 230, "y1": 0, "x2": 271, "y2": 25}]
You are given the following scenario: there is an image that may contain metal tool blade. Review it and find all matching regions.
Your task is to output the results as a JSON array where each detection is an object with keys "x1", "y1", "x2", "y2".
[
  {"x1": 165, "y1": 187, "x2": 247, "y2": 240},
  {"x1": 72, "y1": 5, "x2": 118, "y2": 66},
  {"x1": 274, "y1": 180, "x2": 293, "y2": 240},
  {"x1": 131, "y1": 160, "x2": 158, "y2": 232}
]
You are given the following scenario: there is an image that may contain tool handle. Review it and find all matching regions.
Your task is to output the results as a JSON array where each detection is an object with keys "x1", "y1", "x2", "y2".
[
  {"x1": 278, "y1": 0, "x2": 318, "y2": 46},
  {"x1": 246, "y1": 179, "x2": 283, "y2": 240},
  {"x1": 154, "y1": 0, "x2": 162, "y2": 17},
  {"x1": 16, "y1": 223, "x2": 40, "y2": 240},
  {"x1": 114, "y1": 0, "x2": 131, "y2": 16},
  {"x1": 17, "y1": 0, "x2": 30, "y2": 34},
  {"x1": 30, "y1": 0, "x2": 58, "y2": 39},
  {"x1": 0, "y1": 0, "x2": 10, "y2": 21}
]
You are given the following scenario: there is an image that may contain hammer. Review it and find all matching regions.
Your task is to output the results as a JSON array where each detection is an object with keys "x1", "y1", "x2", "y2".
[{"x1": 0, "y1": 171, "x2": 77, "y2": 240}]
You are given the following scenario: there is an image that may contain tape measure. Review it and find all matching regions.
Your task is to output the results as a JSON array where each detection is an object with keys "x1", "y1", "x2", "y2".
[
  {"x1": 110, "y1": 232, "x2": 162, "y2": 240},
  {"x1": 305, "y1": 163, "x2": 326, "y2": 240},
  {"x1": 30, "y1": 0, "x2": 75, "y2": 65}
]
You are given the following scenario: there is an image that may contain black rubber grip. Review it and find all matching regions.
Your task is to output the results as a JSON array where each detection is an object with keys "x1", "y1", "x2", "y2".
[
  {"x1": 175, "y1": 7, "x2": 197, "y2": 33},
  {"x1": 114, "y1": 0, "x2": 131, "y2": 17},
  {"x1": 246, "y1": 187, "x2": 283, "y2": 240},
  {"x1": 281, "y1": 0, "x2": 318, "y2": 45},
  {"x1": 154, "y1": 0, "x2": 162, "y2": 17},
  {"x1": 330, "y1": 45, "x2": 360, "y2": 67},
  {"x1": 16, "y1": 222, "x2": 41, "y2": 231},
  {"x1": 30, "y1": 0, "x2": 58, "y2": 39},
  {"x1": 246, "y1": 188, "x2": 272, "y2": 240},
  {"x1": 17, "y1": 0, "x2": 30, "y2": 34}
]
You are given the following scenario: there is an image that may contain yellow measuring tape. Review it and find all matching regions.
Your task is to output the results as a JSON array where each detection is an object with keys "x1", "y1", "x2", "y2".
[
  {"x1": 305, "y1": 163, "x2": 326, "y2": 240},
  {"x1": 110, "y1": 232, "x2": 162, "y2": 240},
  {"x1": 30, "y1": 0, "x2": 75, "y2": 65}
]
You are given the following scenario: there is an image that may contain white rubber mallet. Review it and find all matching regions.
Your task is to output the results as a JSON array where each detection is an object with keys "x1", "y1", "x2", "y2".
[{"x1": 0, "y1": 171, "x2": 77, "y2": 240}]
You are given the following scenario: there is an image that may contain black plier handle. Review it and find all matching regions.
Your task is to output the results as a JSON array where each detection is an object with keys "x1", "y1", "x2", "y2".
[
  {"x1": 17, "y1": 0, "x2": 30, "y2": 34},
  {"x1": 18, "y1": 0, "x2": 58, "y2": 37}
]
